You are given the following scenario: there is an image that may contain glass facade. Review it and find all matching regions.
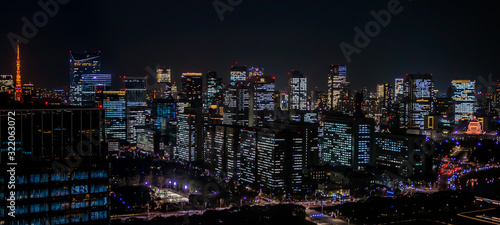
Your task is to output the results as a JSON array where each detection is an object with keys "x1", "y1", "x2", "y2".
[
  {"x1": 69, "y1": 52, "x2": 101, "y2": 106},
  {"x1": 405, "y1": 74, "x2": 434, "y2": 129},
  {"x1": 102, "y1": 91, "x2": 127, "y2": 141},
  {"x1": 80, "y1": 74, "x2": 111, "y2": 107},
  {"x1": 328, "y1": 65, "x2": 347, "y2": 110},
  {"x1": 0, "y1": 107, "x2": 108, "y2": 225},
  {"x1": 322, "y1": 115, "x2": 374, "y2": 170},
  {"x1": 289, "y1": 71, "x2": 307, "y2": 111},
  {"x1": 180, "y1": 73, "x2": 203, "y2": 108},
  {"x1": 452, "y1": 80, "x2": 475, "y2": 122}
]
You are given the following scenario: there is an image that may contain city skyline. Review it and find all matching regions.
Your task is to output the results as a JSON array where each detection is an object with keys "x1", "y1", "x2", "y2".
[
  {"x1": 2, "y1": 2, "x2": 500, "y2": 225},
  {"x1": 1, "y1": 1, "x2": 500, "y2": 91}
]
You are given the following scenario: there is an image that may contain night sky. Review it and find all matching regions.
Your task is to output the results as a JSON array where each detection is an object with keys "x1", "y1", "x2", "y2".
[{"x1": 0, "y1": 0, "x2": 499, "y2": 92}]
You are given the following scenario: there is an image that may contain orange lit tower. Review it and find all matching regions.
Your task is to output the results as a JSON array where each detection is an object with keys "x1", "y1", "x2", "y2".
[{"x1": 15, "y1": 42, "x2": 22, "y2": 102}]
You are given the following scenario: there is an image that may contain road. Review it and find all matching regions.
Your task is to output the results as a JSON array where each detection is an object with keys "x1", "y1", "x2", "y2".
[
  {"x1": 112, "y1": 210, "x2": 206, "y2": 221},
  {"x1": 305, "y1": 208, "x2": 348, "y2": 225}
]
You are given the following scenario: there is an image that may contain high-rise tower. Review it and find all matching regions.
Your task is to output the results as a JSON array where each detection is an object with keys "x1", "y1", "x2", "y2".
[
  {"x1": 328, "y1": 65, "x2": 347, "y2": 110},
  {"x1": 15, "y1": 42, "x2": 22, "y2": 101}
]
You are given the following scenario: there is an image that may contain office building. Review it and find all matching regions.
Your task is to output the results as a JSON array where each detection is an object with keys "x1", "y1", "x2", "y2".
[
  {"x1": 230, "y1": 64, "x2": 247, "y2": 86},
  {"x1": 288, "y1": 70, "x2": 308, "y2": 111},
  {"x1": 180, "y1": 73, "x2": 203, "y2": 108},
  {"x1": 152, "y1": 99, "x2": 176, "y2": 130},
  {"x1": 153, "y1": 67, "x2": 173, "y2": 100},
  {"x1": 395, "y1": 78, "x2": 404, "y2": 103},
  {"x1": 404, "y1": 74, "x2": 434, "y2": 129},
  {"x1": 123, "y1": 77, "x2": 147, "y2": 107},
  {"x1": 175, "y1": 108, "x2": 203, "y2": 162},
  {"x1": 374, "y1": 133, "x2": 429, "y2": 177},
  {"x1": 452, "y1": 80, "x2": 476, "y2": 122},
  {"x1": 212, "y1": 125, "x2": 242, "y2": 178},
  {"x1": 69, "y1": 52, "x2": 101, "y2": 106},
  {"x1": 204, "y1": 71, "x2": 223, "y2": 113},
  {"x1": 248, "y1": 67, "x2": 264, "y2": 78},
  {"x1": 122, "y1": 77, "x2": 147, "y2": 144},
  {"x1": 80, "y1": 74, "x2": 111, "y2": 107},
  {"x1": 223, "y1": 81, "x2": 250, "y2": 126},
  {"x1": 239, "y1": 128, "x2": 259, "y2": 185},
  {"x1": 328, "y1": 65, "x2": 347, "y2": 110},
  {"x1": 101, "y1": 91, "x2": 127, "y2": 143},
  {"x1": 249, "y1": 75, "x2": 275, "y2": 127},
  {"x1": 0, "y1": 106, "x2": 109, "y2": 224},
  {"x1": 322, "y1": 114, "x2": 375, "y2": 171},
  {"x1": 157, "y1": 67, "x2": 171, "y2": 83}
]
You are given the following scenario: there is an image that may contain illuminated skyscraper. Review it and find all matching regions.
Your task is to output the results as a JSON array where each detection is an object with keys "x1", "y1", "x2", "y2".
[
  {"x1": 239, "y1": 128, "x2": 258, "y2": 185},
  {"x1": 180, "y1": 72, "x2": 203, "y2": 108},
  {"x1": 0, "y1": 106, "x2": 109, "y2": 224},
  {"x1": 280, "y1": 91, "x2": 289, "y2": 111},
  {"x1": 255, "y1": 123, "x2": 319, "y2": 194},
  {"x1": 69, "y1": 52, "x2": 101, "y2": 106},
  {"x1": 248, "y1": 67, "x2": 264, "y2": 78},
  {"x1": 452, "y1": 80, "x2": 476, "y2": 122},
  {"x1": 249, "y1": 75, "x2": 275, "y2": 127},
  {"x1": 81, "y1": 74, "x2": 111, "y2": 107},
  {"x1": 230, "y1": 63, "x2": 247, "y2": 86},
  {"x1": 155, "y1": 67, "x2": 173, "y2": 99},
  {"x1": 123, "y1": 77, "x2": 147, "y2": 106},
  {"x1": 395, "y1": 78, "x2": 404, "y2": 103},
  {"x1": 379, "y1": 82, "x2": 394, "y2": 123},
  {"x1": 328, "y1": 65, "x2": 347, "y2": 110},
  {"x1": 153, "y1": 99, "x2": 176, "y2": 130},
  {"x1": 374, "y1": 133, "x2": 428, "y2": 177},
  {"x1": 102, "y1": 91, "x2": 127, "y2": 142},
  {"x1": 322, "y1": 114, "x2": 375, "y2": 171},
  {"x1": 223, "y1": 81, "x2": 250, "y2": 126},
  {"x1": 377, "y1": 84, "x2": 384, "y2": 101},
  {"x1": 288, "y1": 70, "x2": 308, "y2": 111},
  {"x1": 204, "y1": 71, "x2": 223, "y2": 113},
  {"x1": 157, "y1": 67, "x2": 171, "y2": 83},
  {"x1": 176, "y1": 108, "x2": 203, "y2": 162},
  {"x1": 22, "y1": 82, "x2": 35, "y2": 103},
  {"x1": 404, "y1": 74, "x2": 434, "y2": 129},
  {"x1": 123, "y1": 77, "x2": 147, "y2": 144}
]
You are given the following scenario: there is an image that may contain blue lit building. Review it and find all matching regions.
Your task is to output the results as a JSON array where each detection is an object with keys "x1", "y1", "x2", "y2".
[
  {"x1": 374, "y1": 133, "x2": 429, "y2": 177},
  {"x1": 230, "y1": 64, "x2": 247, "y2": 86},
  {"x1": 123, "y1": 77, "x2": 147, "y2": 144},
  {"x1": 249, "y1": 75, "x2": 275, "y2": 127},
  {"x1": 289, "y1": 70, "x2": 308, "y2": 111},
  {"x1": 69, "y1": 52, "x2": 101, "y2": 106},
  {"x1": 0, "y1": 106, "x2": 109, "y2": 224},
  {"x1": 204, "y1": 71, "x2": 223, "y2": 114},
  {"x1": 322, "y1": 114, "x2": 375, "y2": 171},
  {"x1": 223, "y1": 81, "x2": 250, "y2": 126},
  {"x1": 236, "y1": 123, "x2": 318, "y2": 195},
  {"x1": 153, "y1": 99, "x2": 176, "y2": 130},
  {"x1": 123, "y1": 77, "x2": 147, "y2": 107},
  {"x1": 81, "y1": 74, "x2": 111, "y2": 107},
  {"x1": 404, "y1": 74, "x2": 434, "y2": 129},
  {"x1": 101, "y1": 90, "x2": 127, "y2": 145},
  {"x1": 175, "y1": 108, "x2": 203, "y2": 162},
  {"x1": 239, "y1": 127, "x2": 258, "y2": 185},
  {"x1": 452, "y1": 80, "x2": 476, "y2": 122}
]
